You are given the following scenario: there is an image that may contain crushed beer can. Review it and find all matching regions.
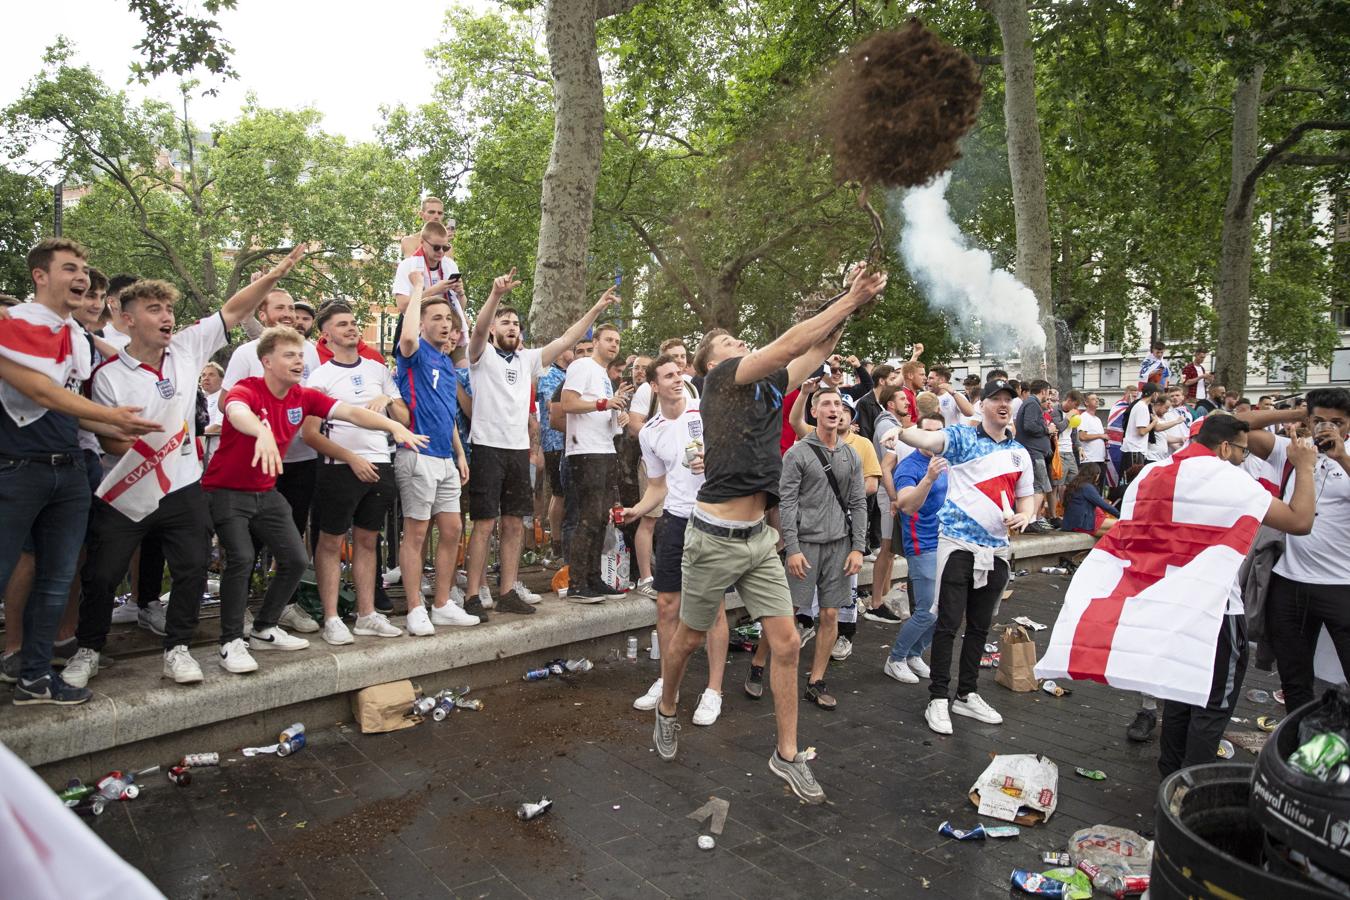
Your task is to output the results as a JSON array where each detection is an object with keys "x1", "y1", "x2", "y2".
[
  {"x1": 1011, "y1": 869, "x2": 1073, "y2": 897},
  {"x1": 70, "y1": 795, "x2": 106, "y2": 817},
  {"x1": 1039, "y1": 868, "x2": 1093, "y2": 900},
  {"x1": 412, "y1": 697, "x2": 437, "y2": 716},
  {"x1": 180, "y1": 753, "x2": 219, "y2": 768},
  {"x1": 524, "y1": 667, "x2": 551, "y2": 681},
  {"x1": 1256, "y1": 715, "x2": 1279, "y2": 733},
  {"x1": 1042, "y1": 680, "x2": 1072, "y2": 698},
  {"x1": 454, "y1": 696, "x2": 483, "y2": 711},
  {"x1": 1288, "y1": 731, "x2": 1350, "y2": 779},
  {"x1": 276, "y1": 733, "x2": 306, "y2": 757},
  {"x1": 166, "y1": 765, "x2": 192, "y2": 787},
  {"x1": 1216, "y1": 739, "x2": 1236, "y2": 759},
  {"x1": 564, "y1": 658, "x2": 593, "y2": 673},
  {"x1": 1074, "y1": 768, "x2": 1107, "y2": 781},
  {"x1": 1042, "y1": 852, "x2": 1072, "y2": 866},
  {"x1": 517, "y1": 796, "x2": 553, "y2": 821},
  {"x1": 279, "y1": 723, "x2": 305, "y2": 743},
  {"x1": 939, "y1": 821, "x2": 1019, "y2": 841},
  {"x1": 432, "y1": 697, "x2": 456, "y2": 722},
  {"x1": 980, "y1": 652, "x2": 1000, "y2": 669}
]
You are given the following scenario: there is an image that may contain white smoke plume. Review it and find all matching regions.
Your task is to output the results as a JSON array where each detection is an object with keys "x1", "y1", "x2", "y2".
[{"x1": 896, "y1": 173, "x2": 1046, "y2": 357}]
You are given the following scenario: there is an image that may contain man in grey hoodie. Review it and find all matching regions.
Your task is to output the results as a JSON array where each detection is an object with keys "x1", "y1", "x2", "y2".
[{"x1": 779, "y1": 387, "x2": 867, "y2": 710}]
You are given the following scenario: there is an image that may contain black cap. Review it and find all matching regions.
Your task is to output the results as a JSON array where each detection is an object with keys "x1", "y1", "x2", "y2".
[
  {"x1": 984, "y1": 379, "x2": 1017, "y2": 400},
  {"x1": 293, "y1": 300, "x2": 316, "y2": 316}
]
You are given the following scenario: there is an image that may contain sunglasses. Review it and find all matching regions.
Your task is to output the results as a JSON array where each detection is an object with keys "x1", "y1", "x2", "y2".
[{"x1": 424, "y1": 242, "x2": 450, "y2": 252}]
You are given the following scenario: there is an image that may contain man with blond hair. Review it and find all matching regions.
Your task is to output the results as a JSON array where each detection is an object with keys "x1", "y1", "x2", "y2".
[{"x1": 400, "y1": 196, "x2": 451, "y2": 257}]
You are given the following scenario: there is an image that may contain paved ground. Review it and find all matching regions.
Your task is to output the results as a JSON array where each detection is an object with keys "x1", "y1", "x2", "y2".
[{"x1": 77, "y1": 573, "x2": 1284, "y2": 899}]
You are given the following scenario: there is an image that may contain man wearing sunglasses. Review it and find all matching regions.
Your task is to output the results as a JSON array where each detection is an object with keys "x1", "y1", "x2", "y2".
[{"x1": 393, "y1": 221, "x2": 468, "y2": 359}]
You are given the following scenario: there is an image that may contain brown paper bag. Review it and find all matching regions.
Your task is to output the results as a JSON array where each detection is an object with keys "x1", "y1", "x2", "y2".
[
  {"x1": 352, "y1": 680, "x2": 418, "y2": 733},
  {"x1": 995, "y1": 625, "x2": 1039, "y2": 693}
]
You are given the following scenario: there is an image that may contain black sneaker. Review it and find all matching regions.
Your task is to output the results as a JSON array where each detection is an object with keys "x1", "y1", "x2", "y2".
[
  {"x1": 1126, "y1": 709, "x2": 1157, "y2": 742},
  {"x1": 463, "y1": 595, "x2": 491, "y2": 622},
  {"x1": 596, "y1": 581, "x2": 629, "y2": 601},
  {"x1": 744, "y1": 665, "x2": 764, "y2": 700},
  {"x1": 495, "y1": 589, "x2": 537, "y2": 615},
  {"x1": 805, "y1": 680, "x2": 837, "y2": 710},
  {"x1": 13, "y1": 672, "x2": 92, "y2": 706},
  {"x1": 566, "y1": 586, "x2": 605, "y2": 605},
  {"x1": 374, "y1": 585, "x2": 394, "y2": 614},
  {"x1": 51, "y1": 637, "x2": 79, "y2": 667},
  {"x1": 863, "y1": 605, "x2": 903, "y2": 624}
]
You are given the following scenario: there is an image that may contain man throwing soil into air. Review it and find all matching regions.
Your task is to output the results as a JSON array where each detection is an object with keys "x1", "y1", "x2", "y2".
[{"x1": 653, "y1": 264, "x2": 888, "y2": 804}]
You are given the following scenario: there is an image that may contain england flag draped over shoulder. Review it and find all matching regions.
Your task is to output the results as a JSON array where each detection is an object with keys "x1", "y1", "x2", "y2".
[
  {"x1": 0, "y1": 303, "x2": 91, "y2": 427},
  {"x1": 1035, "y1": 443, "x2": 1272, "y2": 707}
]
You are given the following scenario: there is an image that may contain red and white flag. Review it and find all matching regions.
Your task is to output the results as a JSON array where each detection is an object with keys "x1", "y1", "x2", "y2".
[
  {"x1": 1034, "y1": 444, "x2": 1272, "y2": 707},
  {"x1": 0, "y1": 303, "x2": 92, "y2": 427}
]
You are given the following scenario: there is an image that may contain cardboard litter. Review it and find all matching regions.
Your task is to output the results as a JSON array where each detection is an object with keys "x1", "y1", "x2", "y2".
[{"x1": 968, "y1": 753, "x2": 1058, "y2": 825}]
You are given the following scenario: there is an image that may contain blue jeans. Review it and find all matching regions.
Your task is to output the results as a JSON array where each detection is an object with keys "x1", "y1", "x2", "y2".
[
  {"x1": 888, "y1": 550, "x2": 937, "y2": 662},
  {"x1": 0, "y1": 456, "x2": 91, "y2": 681}
]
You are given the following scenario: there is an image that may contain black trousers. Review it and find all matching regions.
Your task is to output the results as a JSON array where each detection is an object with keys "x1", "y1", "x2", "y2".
[
  {"x1": 930, "y1": 551, "x2": 1009, "y2": 701},
  {"x1": 137, "y1": 531, "x2": 165, "y2": 609},
  {"x1": 79, "y1": 483, "x2": 212, "y2": 651},
  {"x1": 1267, "y1": 573, "x2": 1350, "y2": 714},
  {"x1": 1159, "y1": 614, "x2": 1248, "y2": 778},
  {"x1": 210, "y1": 489, "x2": 308, "y2": 643},
  {"x1": 275, "y1": 458, "x2": 318, "y2": 548},
  {"x1": 568, "y1": 453, "x2": 614, "y2": 591}
]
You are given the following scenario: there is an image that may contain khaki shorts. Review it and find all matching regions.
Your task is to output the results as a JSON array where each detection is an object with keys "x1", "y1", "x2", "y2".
[
  {"x1": 395, "y1": 449, "x2": 461, "y2": 519},
  {"x1": 680, "y1": 519, "x2": 793, "y2": 631}
]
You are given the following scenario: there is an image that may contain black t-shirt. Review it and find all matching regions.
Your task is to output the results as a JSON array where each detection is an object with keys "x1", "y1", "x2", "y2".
[
  {"x1": 854, "y1": 391, "x2": 883, "y2": 439},
  {"x1": 697, "y1": 356, "x2": 790, "y2": 507}
]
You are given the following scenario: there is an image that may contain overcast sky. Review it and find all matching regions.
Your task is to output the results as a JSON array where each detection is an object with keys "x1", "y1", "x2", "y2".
[{"x1": 3, "y1": 0, "x2": 487, "y2": 152}]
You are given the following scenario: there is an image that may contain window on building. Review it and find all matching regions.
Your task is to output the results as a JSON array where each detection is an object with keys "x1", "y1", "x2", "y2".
[
  {"x1": 1333, "y1": 306, "x2": 1350, "y2": 331},
  {"x1": 951, "y1": 367, "x2": 968, "y2": 382},
  {"x1": 1266, "y1": 355, "x2": 1306, "y2": 386},
  {"x1": 1099, "y1": 360, "x2": 1121, "y2": 389},
  {"x1": 1331, "y1": 348, "x2": 1350, "y2": 383},
  {"x1": 1072, "y1": 361, "x2": 1085, "y2": 388}
]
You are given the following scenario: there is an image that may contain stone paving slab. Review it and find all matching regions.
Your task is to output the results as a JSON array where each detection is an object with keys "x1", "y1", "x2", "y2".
[{"x1": 62, "y1": 569, "x2": 1288, "y2": 899}]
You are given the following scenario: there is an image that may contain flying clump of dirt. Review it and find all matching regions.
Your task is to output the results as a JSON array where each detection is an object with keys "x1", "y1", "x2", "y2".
[{"x1": 827, "y1": 20, "x2": 983, "y2": 191}]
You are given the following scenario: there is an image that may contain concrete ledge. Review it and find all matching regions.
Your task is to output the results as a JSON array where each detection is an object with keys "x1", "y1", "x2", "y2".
[{"x1": 3, "y1": 532, "x2": 1090, "y2": 769}]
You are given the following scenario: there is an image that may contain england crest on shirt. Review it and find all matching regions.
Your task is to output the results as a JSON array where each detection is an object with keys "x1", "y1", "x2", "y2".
[
  {"x1": 287, "y1": 407, "x2": 303, "y2": 425},
  {"x1": 352, "y1": 373, "x2": 364, "y2": 389},
  {"x1": 156, "y1": 378, "x2": 175, "y2": 399},
  {"x1": 505, "y1": 365, "x2": 518, "y2": 385}
]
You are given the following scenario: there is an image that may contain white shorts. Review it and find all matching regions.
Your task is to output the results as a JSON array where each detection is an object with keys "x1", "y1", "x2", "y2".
[{"x1": 395, "y1": 449, "x2": 461, "y2": 520}]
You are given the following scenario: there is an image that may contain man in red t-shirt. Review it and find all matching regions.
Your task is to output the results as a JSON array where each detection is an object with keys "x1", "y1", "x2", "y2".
[
  {"x1": 203, "y1": 327, "x2": 426, "y2": 675},
  {"x1": 1180, "y1": 348, "x2": 1209, "y2": 402}
]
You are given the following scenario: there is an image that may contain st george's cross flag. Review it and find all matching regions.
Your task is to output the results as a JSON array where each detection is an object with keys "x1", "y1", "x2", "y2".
[
  {"x1": 0, "y1": 303, "x2": 92, "y2": 428},
  {"x1": 1034, "y1": 443, "x2": 1273, "y2": 707}
]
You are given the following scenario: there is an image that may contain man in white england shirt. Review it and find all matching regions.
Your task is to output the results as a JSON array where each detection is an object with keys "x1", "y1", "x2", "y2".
[
  {"x1": 464, "y1": 271, "x2": 616, "y2": 612},
  {"x1": 64, "y1": 249, "x2": 306, "y2": 689},
  {"x1": 221, "y1": 284, "x2": 323, "y2": 635},
  {"x1": 392, "y1": 221, "x2": 469, "y2": 359},
  {"x1": 302, "y1": 302, "x2": 413, "y2": 646},
  {"x1": 622, "y1": 354, "x2": 728, "y2": 724},
  {"x1": 1076, "y1": 394, "x2": 1108, "y2": 486}
]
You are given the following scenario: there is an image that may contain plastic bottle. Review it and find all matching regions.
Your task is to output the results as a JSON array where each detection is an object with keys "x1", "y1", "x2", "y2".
[{"x1": 649, "y1": 629, "x2": 660, "y2": 660}]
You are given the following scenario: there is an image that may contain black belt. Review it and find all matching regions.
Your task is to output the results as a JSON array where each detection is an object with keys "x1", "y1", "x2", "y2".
[
  {"x1": 690, "y1": 516, "x2": 764, "y2": 540},
  {"x1": 0, "y1": 452, "x2": 80, "y2": 467}
]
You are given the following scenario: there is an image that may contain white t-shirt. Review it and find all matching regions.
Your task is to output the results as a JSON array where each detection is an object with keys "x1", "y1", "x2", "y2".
[
  {"x1": 307, "y1": 358, "x2": 400, "y2": 464},
  {"x1": 1077, "y1": 412, "x2": 1106, "y2": 462},
  {"x1": 1056, "y1": 412, "x2": 1074, "y2": 454},
  {"x1": 205, "y1": 389, "x2": 224, "y2": 430},
  {"x1": 639, "y1": 403, "x2": 705, "y2": 519},
  {"x1": 938, "y1": 392, "x2": 962, "y2": 427},
  {"x1": 100, "y1": 324, "x2": 132, "y2": 351},
  {"x1": 91, "y1": 314, "x2": 227, "y2": 520},
  {"x1": 1120, "y1": 401, "x2": 1153, "y2": 453},
  {"x1": 563, "y1": 357, "x2": 619, "y2": 456},
  {"x1": 222, "y1": 336, "x2": 322, "y2": 462},
  {"x1": 468, "y1": 346, "x2": 543, "y2": 450},
  {"x1": 1273, "y1": 437, "x2": 1350, "y2": 585},
  {"x1": 392, "y1": 256, "x2": 469, "y2": 348},
  {"x1": 1164, "y1": 406, "x2": 1192, "y2": 450}
]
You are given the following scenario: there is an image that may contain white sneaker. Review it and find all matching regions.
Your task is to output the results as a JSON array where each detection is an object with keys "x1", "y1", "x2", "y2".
[
  {"x1": 321, "y1": 617, "x2": 354, "y2": 646},
  {"x1": 110, "y1": 601, "x2": 138, "y2": 625},
  {"x1": 429, "y1": 602, "x2": 479, "y2": 627},
  {"x1": 952, "y1": 692, "x2": 1003, "y2": 725},
  {"x1": 138, "y1": 601, "x2": 167, "y2": 637},
  {"x1": 405, "y1": 605, "x2": 435, "y2": 636},
  {"x1": 907, "y1": 656, "x2": 931, "y2": 678},
  {"x1": 219, "y1": 638, "x2": 258, "y2": 674},
  {"x1": 248, "y1": 626, "x2": 310, "y2": 652},
  {"x1": 62, "y1": 647, "x2": 101, "y2": 688},
  {"x1": 512, "y1": 580, "x2": 542, "y2": 605},
  {"x1": 631, "y1": 577, "x2": 658, "y2": 600},
  {"x1": 477, "y1": 585, "x2": 495, "y2": 610},
  {"x1": 692, "y1": 689, "x2": 723, "y2": 726},
  {"x1": 163, "y1": 645, "x2": 203, "y2": 684},
  {"x1": 278, "y1": 604, "x2": 320, "y2": 634},
  {"x1": 353, "y1": 612, "x2": 404, "y2": 638},
  {"x1": 883, "y1": 658, "x2": 919, "y2": 684},
  {"x1": 634, "y1": 678, "x2": 664, "y2": 711},
  {"x1": 830, "y1": 636, "x2": 853, "y2": 661},
  {"x1": 925, "y1": 698, "x2": 953, "y2": 735}
]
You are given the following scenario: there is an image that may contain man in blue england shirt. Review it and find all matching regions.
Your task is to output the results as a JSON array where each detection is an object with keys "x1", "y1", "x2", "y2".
[{"x1": 394, "y1": 270, "x2": 478, "y2": 635}]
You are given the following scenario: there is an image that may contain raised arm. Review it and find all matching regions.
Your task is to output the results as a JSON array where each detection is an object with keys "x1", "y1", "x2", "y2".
[
  {"x1": 468, "y1": 269, "x2": 520, "y2": 364},
  {"x1": 737, "y1": 267, "x2": 887, "y2": 386},
  {"x1": 788, "y1": 380, "x2": 817, "y2": 439},
  {"x1": 896, "y1": 456, "x2": 947, "y2": 516},
  {"x1": 221, "y1": 245, "x2": 306, "y2": 329},
  {"x1": 399, "y1": 270, "x2": 425, "y2": 360},
  {"x1": 883, "y1": 422, "x2": 946, "y2": 456},
  {"x1": 1263, "y1": 439, "x2": 1317, "y2": 535},
  {"x1": 542, "y1": 287, "x2": 616, "y2": 368}
]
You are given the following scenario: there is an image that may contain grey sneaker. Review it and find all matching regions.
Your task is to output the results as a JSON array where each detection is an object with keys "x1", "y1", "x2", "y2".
[
  {"x1": 654, "y1": 708, "x2": 681, "y2": 761},
  {"x1": 0, "y1": 651, "x2": 20, "y2": 684},
  {"x1": 769, "y1": 750, "x2": 826, "y2": 804}
]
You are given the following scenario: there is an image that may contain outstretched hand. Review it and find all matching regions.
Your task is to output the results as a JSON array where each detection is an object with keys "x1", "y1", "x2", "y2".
[
  {"x1": 490, "y1": 268, "x2": 521, "y2": 298},
  {"x1": 266, "y1": 244, "x2": 308, "y2": 282},
  {"x1": 845, "y1": 266, "x2": 888, "y2": 307}
]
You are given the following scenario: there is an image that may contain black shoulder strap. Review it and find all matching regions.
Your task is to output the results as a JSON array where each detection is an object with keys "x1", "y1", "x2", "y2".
[{"x1": 805, "y1": 442, "x2": 852, "y2": 528}]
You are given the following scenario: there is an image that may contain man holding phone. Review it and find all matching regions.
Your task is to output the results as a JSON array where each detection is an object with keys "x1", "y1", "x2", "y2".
[{"x1": 393, "y1": 221, "x2": 468, "y2": 359}]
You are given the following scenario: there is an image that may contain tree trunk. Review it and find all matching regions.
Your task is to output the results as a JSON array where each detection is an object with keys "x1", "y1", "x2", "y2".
[
  {"x1": 1214, "y1": 65, "x2": 1265, "y2": 396},
  {"x1": 529, "y1": 0, "x2": 607, "y2": 342},
  {"x1": 1052, "y1": 229, "x2": 1074, "y2": 390},
  {"x1": 988, "y1": 0, "x2": 1055, "y2": 380}
]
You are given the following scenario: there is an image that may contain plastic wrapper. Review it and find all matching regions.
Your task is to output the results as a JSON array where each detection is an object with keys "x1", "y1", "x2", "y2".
[{"x1": 1069, "y1": 826, "x2": 1152, "y2": 896}]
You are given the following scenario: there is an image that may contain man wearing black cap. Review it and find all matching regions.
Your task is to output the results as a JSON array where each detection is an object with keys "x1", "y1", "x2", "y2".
[
  {"x1": 883, "y1": 378, "x2": 1035, "y2": 736},
  {"x1": 292, "y1": 300, "x2": 316, "y2": 338}
]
